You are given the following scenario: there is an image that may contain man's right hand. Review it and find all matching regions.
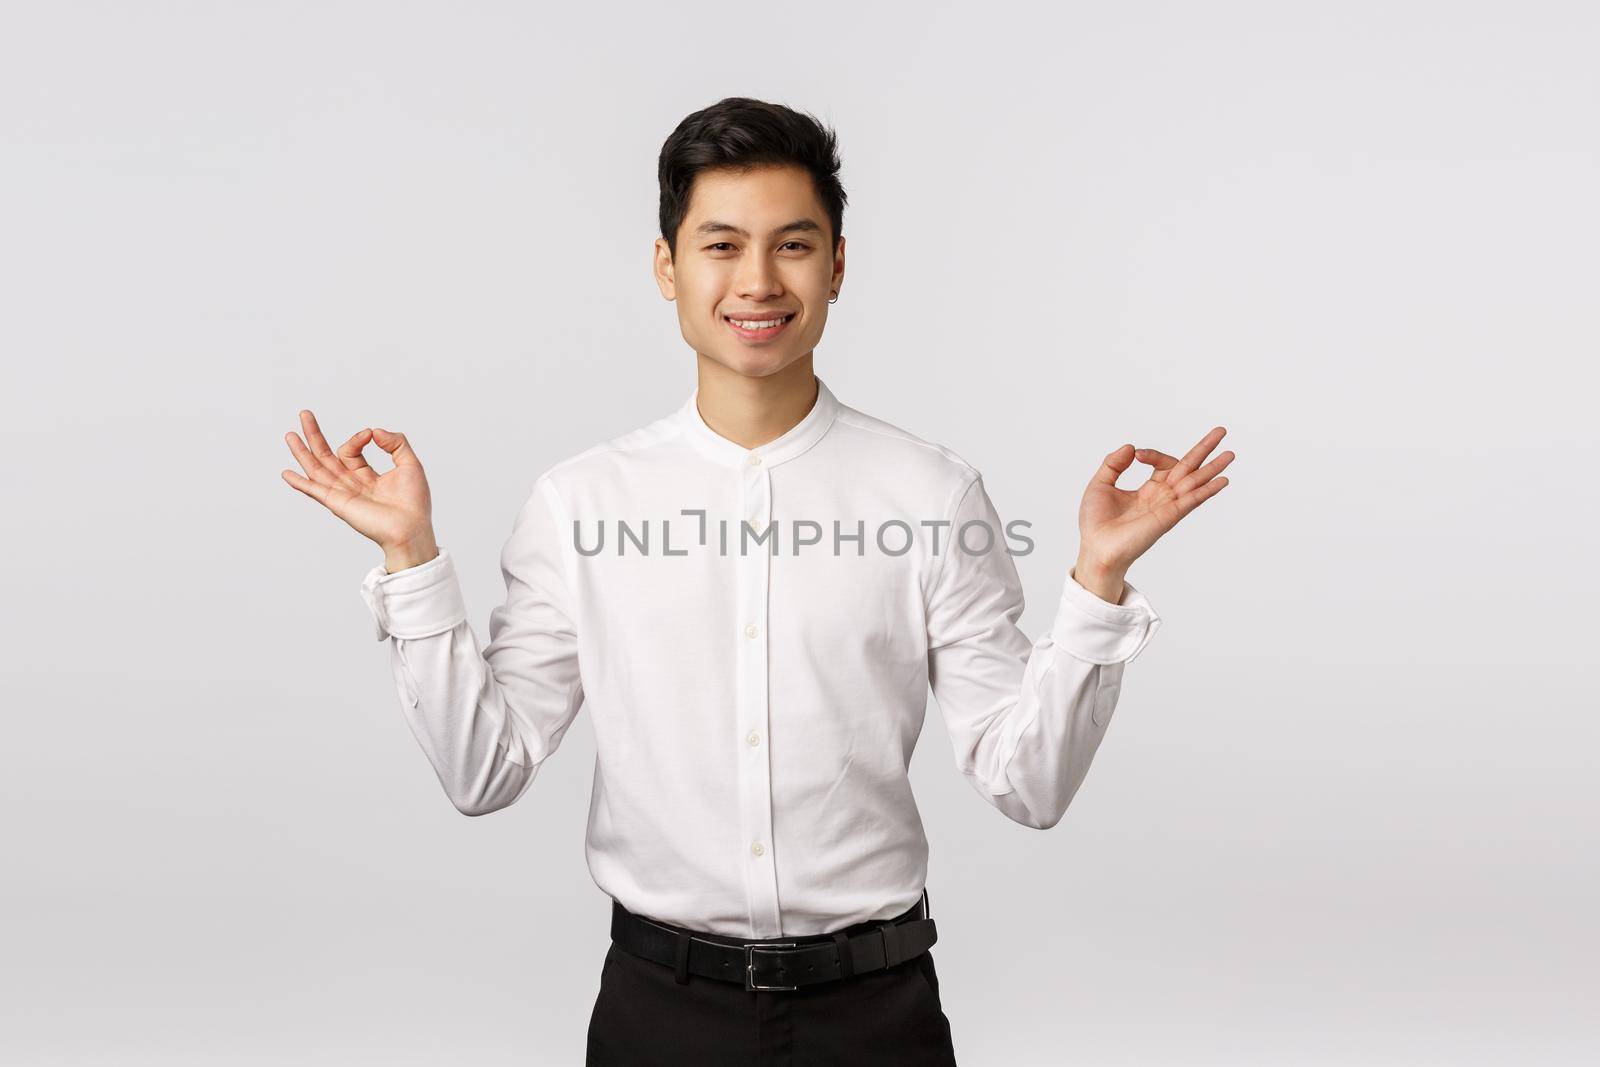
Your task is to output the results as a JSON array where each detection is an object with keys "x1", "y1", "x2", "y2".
[{"x1": 281, "y1": 409, "x2": 440, "y2": 573}]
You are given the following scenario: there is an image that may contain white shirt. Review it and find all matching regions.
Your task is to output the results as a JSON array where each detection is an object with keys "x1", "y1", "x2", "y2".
[{"x1": 358, "y1": 375, "x2": 1162, "y2": 938}]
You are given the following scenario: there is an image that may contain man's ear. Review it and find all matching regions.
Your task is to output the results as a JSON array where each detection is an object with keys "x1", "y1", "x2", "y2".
[{"x1": 653, "y1": 237, "x2": 676, "y2": 300}]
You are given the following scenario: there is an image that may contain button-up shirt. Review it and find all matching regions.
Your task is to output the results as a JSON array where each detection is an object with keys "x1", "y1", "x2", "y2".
[{"x1": 358, "y1": 375, "x2": 1162, "y2": 937}]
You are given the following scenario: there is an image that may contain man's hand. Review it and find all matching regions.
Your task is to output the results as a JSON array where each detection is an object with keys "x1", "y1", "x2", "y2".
[
  {"x1": 280, "y1": 409, "x2": 441, "y2": 573},
  {"x1": 1073, "y1": 426, "x2": 1234, "y2": 603}
]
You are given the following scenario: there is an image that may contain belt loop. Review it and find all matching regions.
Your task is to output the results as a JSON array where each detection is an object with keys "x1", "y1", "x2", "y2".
[
  {"x1": 879, "y1": 921, "x2": 903, "y2": 968},
  {"x1": 673, "y1": 931, "x2": 692, "y2": 985},
  {"x1": 831, "y1": 930, "x2": 854, "y2": 978},
  {"x1": 921, "y1": 886, "x2": 930, "y2": 919}
]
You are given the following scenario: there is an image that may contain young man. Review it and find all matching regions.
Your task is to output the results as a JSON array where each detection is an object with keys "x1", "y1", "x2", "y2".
[{"x1": 282, "y1": 96, "x2": 1233, "y2": 1066}]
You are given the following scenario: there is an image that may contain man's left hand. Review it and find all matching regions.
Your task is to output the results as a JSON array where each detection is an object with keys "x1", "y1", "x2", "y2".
[{"x1": 1073, "y1": 426, "x2": 1235, "y2": 603}]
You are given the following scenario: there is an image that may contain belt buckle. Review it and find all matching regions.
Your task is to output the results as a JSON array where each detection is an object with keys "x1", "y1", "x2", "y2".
[{"x1": 744, "y1": 942, "x2": 798, "y2": 991}]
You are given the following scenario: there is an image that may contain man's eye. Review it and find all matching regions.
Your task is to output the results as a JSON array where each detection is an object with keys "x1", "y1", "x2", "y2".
[{"x1": 705, "y1": 241, "x2": 807, "y2": 252}]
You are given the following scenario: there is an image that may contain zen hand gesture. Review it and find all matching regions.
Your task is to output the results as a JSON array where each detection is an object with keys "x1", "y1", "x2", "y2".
[
  {"x1": 280, "y1": 410, "x2": 440, "y2": 571},
  {"x1": 1075, "y1": 426, "x2": 1234, "y2": 596}
]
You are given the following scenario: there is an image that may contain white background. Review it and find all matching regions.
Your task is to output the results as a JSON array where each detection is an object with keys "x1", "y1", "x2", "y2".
[{"x1": 2, "y1": 1, "x2": 1595, "y2": 1063}]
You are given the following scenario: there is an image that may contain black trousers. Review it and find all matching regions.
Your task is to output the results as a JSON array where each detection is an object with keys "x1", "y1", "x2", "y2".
[{"x1": 586, "y1": 917, "x2": 959, "y2": 1066}]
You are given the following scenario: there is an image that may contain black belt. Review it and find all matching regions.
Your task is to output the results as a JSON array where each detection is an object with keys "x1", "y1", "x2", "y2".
[{"x1": 609, "y1": 889, "x2": 938, "y2": 992}]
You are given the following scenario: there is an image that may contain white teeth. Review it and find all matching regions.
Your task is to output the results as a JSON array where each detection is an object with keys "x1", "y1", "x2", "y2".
[{"x1": 729, "y1": 315, "x2": 791, "y2": 330}]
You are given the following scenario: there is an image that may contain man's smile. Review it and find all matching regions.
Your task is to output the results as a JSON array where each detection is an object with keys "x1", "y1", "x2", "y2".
[{"x1": 724, "y1": 311, "x2": 795, "y2": 341}]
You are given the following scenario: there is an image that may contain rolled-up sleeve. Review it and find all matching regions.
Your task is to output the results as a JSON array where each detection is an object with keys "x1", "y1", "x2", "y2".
[
  {"x1": 1049, "y1": 565, "x2": 1162, "y2": 665},
  {"x1": 359, "y1": 548, "x2": 469, "y2": 642}
]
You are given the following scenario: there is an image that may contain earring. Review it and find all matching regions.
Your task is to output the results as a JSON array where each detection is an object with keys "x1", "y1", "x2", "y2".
[{"x1": 829, "y1": 291, "x2": 839, "y2": 304}]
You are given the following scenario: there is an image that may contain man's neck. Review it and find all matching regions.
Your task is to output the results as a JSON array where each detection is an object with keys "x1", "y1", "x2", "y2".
[{"x1": 694, "y1": 352, "x2": 819, "y2": 450}]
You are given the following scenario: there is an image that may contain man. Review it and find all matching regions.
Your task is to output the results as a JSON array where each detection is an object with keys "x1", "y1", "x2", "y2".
[{"x1": 281, "y1": 96, "x2": 1233, "y2": 1066}]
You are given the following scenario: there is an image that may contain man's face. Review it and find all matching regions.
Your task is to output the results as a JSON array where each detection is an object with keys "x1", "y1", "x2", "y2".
[{"x1": 654, "y1": 164, "x2": 845, "y2": 380}]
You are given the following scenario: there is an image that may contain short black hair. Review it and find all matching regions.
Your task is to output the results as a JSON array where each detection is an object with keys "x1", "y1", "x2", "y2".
[{"x1": 658, "y1": 97, "x2": 847, "y2": 260}]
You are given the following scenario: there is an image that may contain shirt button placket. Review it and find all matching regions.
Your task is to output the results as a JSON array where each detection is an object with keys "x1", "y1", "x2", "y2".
[{"x1": 736, "y1": 450, "x2": 780, "y2": 937}]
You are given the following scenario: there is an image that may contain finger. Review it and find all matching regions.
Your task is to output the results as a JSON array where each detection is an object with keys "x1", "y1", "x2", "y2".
[
  {"x1": 370, "y1": 426, "x2": 423, "y2": 469},
  {"x1": 336, "y1": 428, "x2": 378, "y2": 476},
  {"x1": 284, "y1": 430, "x2": 338, "y2": 485},
  {"x1": 1170, "y1": 426, "x2": 1227, "y2": 482},
  {"x1": 1133, "y1": 447, "x2": 1178, "y2": 482},
  {"x1": 299, "y1": 410, "x2": 353, "y2": 480},
  {"x1": 1174, "y1": 450, "x2": 1235, "y2": 495},
  {"x1": 1173, "y1": 475, "x2": 1229, "y2": 519},
  {"x1": 281, "y1": 467, "x2": 332, "y2": 507},
  {"x1": 1090, "y1": 443, "x2": 1137, "y2": 488}
]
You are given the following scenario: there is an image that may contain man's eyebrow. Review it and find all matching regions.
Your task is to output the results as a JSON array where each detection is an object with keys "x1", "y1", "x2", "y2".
[{"x1": 691, "y1": 218, "x2": 824, "y2": 238}]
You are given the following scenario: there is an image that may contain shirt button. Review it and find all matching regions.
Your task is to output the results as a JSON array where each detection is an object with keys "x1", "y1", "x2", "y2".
[
  {"x1": 744, "y1": 623, "x2": 760, "y2": 639},
  {"x1": 746, "y1": 731, "x2": 761, "y2": 746},
  {"x1": 746, "y1": 453, "x2": 762, "y2": 466},
  {"x1": 751, "y1": 842, "x2": 766, "y2": 857}
]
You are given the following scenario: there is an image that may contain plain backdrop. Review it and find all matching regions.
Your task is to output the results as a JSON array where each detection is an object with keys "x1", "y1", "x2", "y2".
[{"x1": 2, "y1": 1, "x2": 1595, "y2": 1064}]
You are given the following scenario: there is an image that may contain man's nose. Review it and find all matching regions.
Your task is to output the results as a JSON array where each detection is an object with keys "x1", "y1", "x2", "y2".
[{"x1": 735, "y1": 255, "x2": 783, "y2": 298}]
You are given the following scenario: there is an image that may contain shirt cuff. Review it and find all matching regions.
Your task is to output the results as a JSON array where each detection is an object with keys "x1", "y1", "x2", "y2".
[
  {"x1": 1048, "y1": 568, "x2": 1163, "y2": 665},
  {"x1": 358, "y1": 547, "x2": 469, "y2": 642}
]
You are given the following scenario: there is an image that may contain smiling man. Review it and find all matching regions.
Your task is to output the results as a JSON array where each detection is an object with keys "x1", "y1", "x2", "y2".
[
  {"x1": 652, "y1": 143, "x2": 844, "y2": 455},
  {"x1": 282, "y1": 96, "x2": 1233, "y2": 1066}
]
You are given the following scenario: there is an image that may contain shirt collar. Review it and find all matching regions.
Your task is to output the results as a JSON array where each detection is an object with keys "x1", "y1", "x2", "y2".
[{"x1": 679, "y1": 374, "x2": 841, "y2": 469}]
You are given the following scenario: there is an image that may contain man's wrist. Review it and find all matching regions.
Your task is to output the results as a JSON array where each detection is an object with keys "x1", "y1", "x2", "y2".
[
  {"x1": 1072, "y1": 557, "x2": 1127, "y2": 605},
  {"x1": 383, "y1": 535, "x2": 440, "y2": 575}
]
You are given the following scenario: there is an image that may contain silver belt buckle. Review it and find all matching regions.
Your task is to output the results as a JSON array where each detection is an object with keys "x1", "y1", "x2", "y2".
[{"x1": 745, "y1": 942, "x2": 798, "y2": 991}]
